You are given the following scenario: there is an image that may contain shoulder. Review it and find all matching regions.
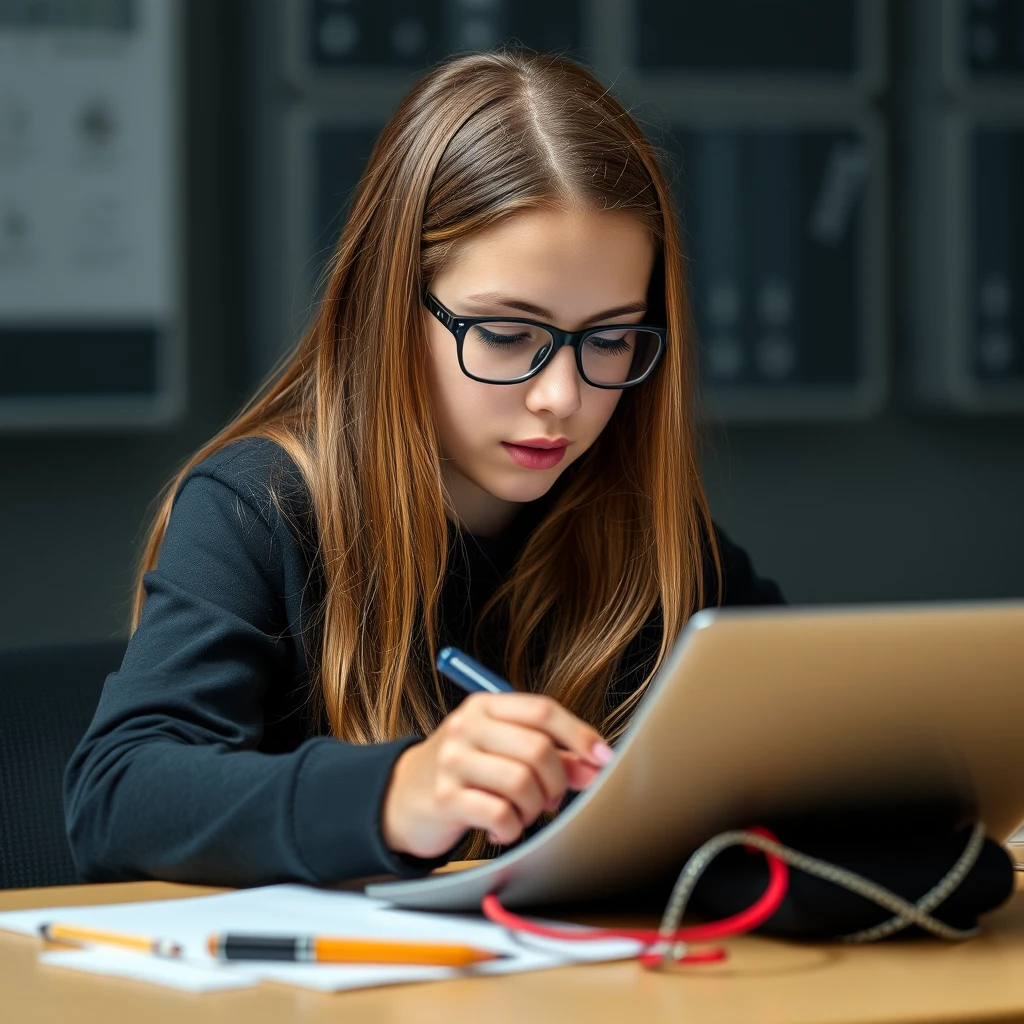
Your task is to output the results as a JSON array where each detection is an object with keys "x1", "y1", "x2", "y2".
[
  {"x1": 706, "y1": 520, "x2": 786, "y2": 606},
  {"x1": 179, "y1": 435, "x2": 302, "y2": 497},
  {"x1": 176, "y1": 437, "x2": 310, "y2": 522},
  {"x1": 165, "y1": 437, "x2": 317, "y2": 574}
]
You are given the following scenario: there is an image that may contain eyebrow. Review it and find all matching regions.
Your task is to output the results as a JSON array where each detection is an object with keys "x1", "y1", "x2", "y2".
[{"x1": 463, "y1": 292, "x2": 648, "y2": 324}]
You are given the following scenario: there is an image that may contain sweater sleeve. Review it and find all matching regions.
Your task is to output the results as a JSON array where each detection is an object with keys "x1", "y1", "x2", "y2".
[{"x1": 63, "y1": 471, "x2": 439, "y2": 887}]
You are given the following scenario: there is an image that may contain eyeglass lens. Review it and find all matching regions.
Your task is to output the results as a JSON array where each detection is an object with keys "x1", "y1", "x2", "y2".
[{"x1": 462, "y1": 322, "x2": 661, "y2": 385}]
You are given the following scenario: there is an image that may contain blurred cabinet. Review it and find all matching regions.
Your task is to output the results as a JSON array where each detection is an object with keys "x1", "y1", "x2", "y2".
[
  {"x1": 910, "y1": 0, "x2": 1024, "y2": 411},
  {"x1": 951, "y1": 0, "x2": 1024, "y2": 86},
  {"x1": 667, "y1": 117, "x2": 884, "y2": 419},
  {"x1": 629, "y1": 0, "x2": 888, "y2": 420},
  {"x1": 968, "y1": 125, "x2": 1024, "y2": 387},
  {"x1": 252, "y1": 0, "x2": 887, "y2": 421},
  {"x1": 283, "y1": 113, "x2": 382, "y2": 314},
  {"x1": 0, "y1": 0, "x2": 183, "y2": 430},
  {"x1": 634, "y1": 0, "x2": 884, "y2": 92},
  {"x1": 293, "y1": 0, "x2": 583, "y2": 78}
]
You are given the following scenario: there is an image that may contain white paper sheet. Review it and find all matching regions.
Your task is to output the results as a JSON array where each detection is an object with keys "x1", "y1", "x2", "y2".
[
  {"x1": 39, "y1": 947, "x2": 261, "y2": 992},
  {"x1": 0, "y1": 883, "x2": 641, "y2": 994}
]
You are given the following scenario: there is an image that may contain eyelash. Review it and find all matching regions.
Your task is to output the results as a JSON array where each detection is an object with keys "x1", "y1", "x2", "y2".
[
  {"x1": 477, "y1": 328, "x2": 531, "y2": 347},
  {"x1": 590, "y1": 338, "x2": 630, "y2": 354},
  {"x1": 476, "y1": 327, "x2": 632, "y2": 356}
]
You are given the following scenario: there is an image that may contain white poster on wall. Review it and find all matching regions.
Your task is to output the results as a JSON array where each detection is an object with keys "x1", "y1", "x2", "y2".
[{"x1": 0, "y1": 0, "x2": 182, "y2": 428}]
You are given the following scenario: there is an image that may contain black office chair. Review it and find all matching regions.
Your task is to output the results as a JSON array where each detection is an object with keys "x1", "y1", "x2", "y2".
[{"x1": 0, "y1": 641, "x2": 125, "y2": 890}]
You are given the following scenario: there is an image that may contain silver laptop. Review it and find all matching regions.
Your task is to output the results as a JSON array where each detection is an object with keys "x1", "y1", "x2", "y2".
[{"x1": 367, "y1": 601, "x2": 1024, "y2": 911}]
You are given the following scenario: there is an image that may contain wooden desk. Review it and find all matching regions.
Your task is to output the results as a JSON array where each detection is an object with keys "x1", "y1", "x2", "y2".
[{"x1": 3, "y1": 870, "x2": 1024, "y2": 1024}]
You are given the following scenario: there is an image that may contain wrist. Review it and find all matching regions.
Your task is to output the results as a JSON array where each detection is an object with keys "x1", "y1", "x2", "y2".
[{"x1": 381, "y1": 742, "x2": 419, "y2": 855}]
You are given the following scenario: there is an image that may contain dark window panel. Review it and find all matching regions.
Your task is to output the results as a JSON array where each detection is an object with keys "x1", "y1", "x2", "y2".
[
  {"x1": 1, "y1": 326, "x2": 159, "y2": 397},
  {"x1": 637, "y1": 0, "x2": 859, "y2": 74},
  {"x1": 312, "y1": 126, "x2": 381, "y2": 260}
]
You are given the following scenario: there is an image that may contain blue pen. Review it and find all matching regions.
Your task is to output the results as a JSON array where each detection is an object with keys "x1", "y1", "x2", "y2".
[{"x1": 436, "y1": 646, "x2": 515, "y2": 694}]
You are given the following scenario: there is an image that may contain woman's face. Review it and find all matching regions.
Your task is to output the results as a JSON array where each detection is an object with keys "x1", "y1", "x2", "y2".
[{"x1": 423, "y1": 205, "x2": 656, "y2": 537}]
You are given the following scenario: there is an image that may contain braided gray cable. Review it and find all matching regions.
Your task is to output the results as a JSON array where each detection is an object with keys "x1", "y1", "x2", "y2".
[
  {"x1": 651, "y1": 822, "x2": 986, "y2": 966},
  {"x1": 841, "y1": 821, "x2": 986, "y2": 942}
]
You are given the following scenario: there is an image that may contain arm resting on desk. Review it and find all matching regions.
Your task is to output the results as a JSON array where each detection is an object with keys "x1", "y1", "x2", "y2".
[{"x1": 63, "y1": 469, "x2": 442, "y2": 887}]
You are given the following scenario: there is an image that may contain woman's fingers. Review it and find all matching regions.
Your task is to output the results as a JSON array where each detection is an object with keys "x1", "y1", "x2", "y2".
[
  {"x1": 450, "y1": 785, "x2": 528, "y2": 846},
  {"x1": 475, "y1": 693, "x2": 615, "y2": 767},
  {"x1": 450, "y1": 749, "x2": 549, "y2": 827},
  {"x1": 469, "y1": 719, "x2": 569, "y2": 806},
  {"x1": 557, "y1": 750, "x2": 603, "y2": 791},
  {"x1": 381, "y1": 693, "x2": 617, "y2": 859}
]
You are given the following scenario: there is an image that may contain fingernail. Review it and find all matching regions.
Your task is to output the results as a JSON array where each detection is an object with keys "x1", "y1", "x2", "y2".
[{"x1": 590, "y1": 741, "x2": 615, "y2": 765}]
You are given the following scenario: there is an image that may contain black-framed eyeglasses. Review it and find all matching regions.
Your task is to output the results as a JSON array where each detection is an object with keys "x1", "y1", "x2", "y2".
[{"x1": 423, "y1": 291, "x2": 666, "y2": 388}]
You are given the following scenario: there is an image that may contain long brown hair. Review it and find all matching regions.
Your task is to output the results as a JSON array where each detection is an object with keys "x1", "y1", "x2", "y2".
[{"x1": 133, "y1": 48, "x2": 719, "y2": 803}]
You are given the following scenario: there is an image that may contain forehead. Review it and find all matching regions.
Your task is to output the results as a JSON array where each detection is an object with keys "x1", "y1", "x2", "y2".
[{"x1": 439, "y1": 206, "x2": 656, "y2": 314}]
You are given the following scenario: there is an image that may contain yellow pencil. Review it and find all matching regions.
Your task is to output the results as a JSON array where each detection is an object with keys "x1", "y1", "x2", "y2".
[
  {"x1": 39, "y1": 922, "x2": 183, "y2": 958},
  {"x1": 207, "y1": 932, "x2": 503, "y2": 967}
]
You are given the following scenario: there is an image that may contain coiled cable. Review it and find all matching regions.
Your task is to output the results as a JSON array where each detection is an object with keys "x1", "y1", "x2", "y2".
[{"x1": 481, "y1": 821, "x2": 987, "y2": 968}]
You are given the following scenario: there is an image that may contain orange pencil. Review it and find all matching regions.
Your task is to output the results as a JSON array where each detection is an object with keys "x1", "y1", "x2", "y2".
[
  {"x1": 207, "y1": 932, "x2": 502, "y2": 967},
  {"x1": 39, "y1": 922, "x2": 183, "y2": 958}
]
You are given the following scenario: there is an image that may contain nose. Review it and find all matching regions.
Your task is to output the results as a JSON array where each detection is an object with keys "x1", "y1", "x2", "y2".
[{"x1": 524, "y1": 346, "x2": 583, "y2": 418}]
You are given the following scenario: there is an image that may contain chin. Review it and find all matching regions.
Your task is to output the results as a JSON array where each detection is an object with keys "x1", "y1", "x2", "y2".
[{"x1": 485, "y1": 470, "x2": 563, "y2": 504}]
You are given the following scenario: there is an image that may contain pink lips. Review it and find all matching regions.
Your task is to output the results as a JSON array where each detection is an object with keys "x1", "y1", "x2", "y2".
[
  {"x1": 501, "y1": 440, "x2": 569, "y2": 470},
  {"x1": 508, "y1": 437, "x2": 570, "y2": 449}
]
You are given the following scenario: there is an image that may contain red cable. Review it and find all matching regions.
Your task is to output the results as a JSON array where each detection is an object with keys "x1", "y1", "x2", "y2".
[{"x1": 480, "y1": 826, "x2": 789, "y2": 966}]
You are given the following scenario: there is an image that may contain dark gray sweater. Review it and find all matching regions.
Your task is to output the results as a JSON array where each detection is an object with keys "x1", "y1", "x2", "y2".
[{"x1": 64, "y1": 438, "x2": 783, "y2": 887}]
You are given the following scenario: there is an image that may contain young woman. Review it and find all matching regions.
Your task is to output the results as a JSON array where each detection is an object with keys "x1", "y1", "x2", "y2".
[{"x1": 65, "y1": 49, "x2": 782, "y2": 887}]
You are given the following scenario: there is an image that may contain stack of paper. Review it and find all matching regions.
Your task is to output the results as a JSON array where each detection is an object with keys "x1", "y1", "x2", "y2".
[{"x1": 0, "y1": 883, "x2": 641, "y2": 993}]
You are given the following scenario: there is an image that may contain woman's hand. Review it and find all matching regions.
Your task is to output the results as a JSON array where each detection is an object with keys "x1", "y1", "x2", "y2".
[{"x1": 381, "y1": 692, "x2": 615, "y2": 860}]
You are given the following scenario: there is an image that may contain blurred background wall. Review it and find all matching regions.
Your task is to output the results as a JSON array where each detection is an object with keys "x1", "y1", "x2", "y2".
[{"x1": 0, "y1": 0, "x2": 1022, "y2": 650}]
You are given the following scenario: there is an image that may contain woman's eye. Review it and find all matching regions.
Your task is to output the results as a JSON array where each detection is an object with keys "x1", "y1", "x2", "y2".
[
  {"x1": 588, "y1": 332, "x2": 632, "y2": 353},
  {"x1": 478, "y1": 329, "x2": 530, "y2": 345}
]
